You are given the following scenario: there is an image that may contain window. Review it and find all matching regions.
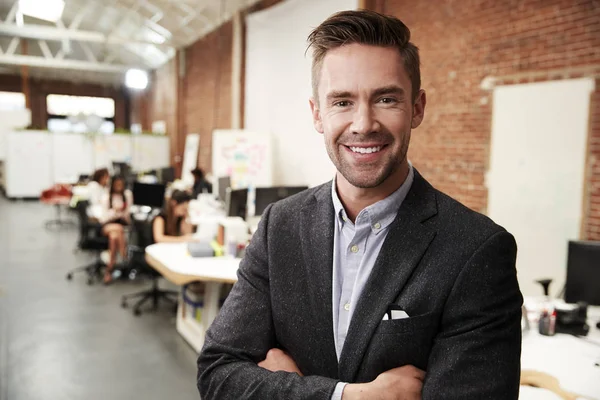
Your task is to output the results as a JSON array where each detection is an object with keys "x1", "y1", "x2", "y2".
[
  {"x1": 46, "y1": 94, "x2": 115, "y2": 133},
  {"x1": 0, "y1": 91, "x2": 26, "y2": 111}
]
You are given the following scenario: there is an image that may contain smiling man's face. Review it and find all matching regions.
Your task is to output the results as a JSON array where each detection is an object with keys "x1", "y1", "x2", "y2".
[{"x1": 310, "y1": 43, "x2": 425, "y2": 189}]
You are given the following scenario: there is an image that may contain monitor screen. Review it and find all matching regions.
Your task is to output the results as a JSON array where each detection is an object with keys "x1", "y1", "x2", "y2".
[
  {"x1": 226, "y1": 188, "x2": 248, "y2": 219},
  {"x1": 254, "y1": 186, "x2": 308, "y2": 216},
  {"x1": 159, "y1": 167, "x2": 176, "y2": 184},
  {"x1": 132, "y1": 182, "x2": 166, "y2": 209},
  {"x1": 112, "y1": 162, "x2": 131, "y2": 177},
  {"x1": 565, "y1": 240, "x2": 600, "y2": 305},
  {"x1": 218, "y1": 176, "x2": 231, "y2": 202}
]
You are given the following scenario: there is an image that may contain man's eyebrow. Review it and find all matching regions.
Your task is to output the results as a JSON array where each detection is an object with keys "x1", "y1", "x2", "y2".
[
  {"x1": 372, "y1": 86, "x2": 406, "y2": 98},
  {"x1": 325, "y1": 90, "x2": 353, "y2": 101}
]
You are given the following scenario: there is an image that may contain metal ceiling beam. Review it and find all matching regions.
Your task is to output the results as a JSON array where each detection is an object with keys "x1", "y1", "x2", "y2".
[
  {"x1": 0, "y1": 54, "x2": 133, "y2": 73},
  {"x1": 0, "y1": 22, "x2": 174, "y2": 48}
]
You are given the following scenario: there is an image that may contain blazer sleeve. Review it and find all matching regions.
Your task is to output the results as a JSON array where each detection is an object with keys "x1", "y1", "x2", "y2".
[
  {"x1": 197, "y1": 204, "x2": 339, "y2": 400},
  {"x1": 422, "y1": 230, "x2": 523, "y2": 399}
]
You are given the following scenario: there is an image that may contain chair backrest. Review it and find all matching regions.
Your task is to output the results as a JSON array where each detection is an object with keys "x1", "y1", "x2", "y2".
[{"x1": 131, "y1": 215, "x2": 156, "y2": 249}]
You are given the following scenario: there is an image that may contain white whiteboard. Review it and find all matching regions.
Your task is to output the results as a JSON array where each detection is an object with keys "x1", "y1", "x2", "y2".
[
  {"x1": 131, "y1": 135, "x2": 170, "y2": 172},
  {"x1": 212, "y1": 129, "x2": 272, "y2": 189},
  {"x1": 93, "y1": 134, "x2": 133, "y2": 170},
  {"x1": 52, "y1": 132, "x2": 94, "y2": 183},
  {"x1": 244, "y1": 0, "x2": 356, "y2": 187},
  {"x1": 0, "y1": 109, "x2": 31, "y2": 161},
  {"x1": 181, "y1": 133, "x2": 200, "y2": 186},
  {"x1": 487, "y1": 78, "x2": 594, "y2": 296},
  {"x1": 5, "y1": 130, "x2": 53, "y2": 197}
]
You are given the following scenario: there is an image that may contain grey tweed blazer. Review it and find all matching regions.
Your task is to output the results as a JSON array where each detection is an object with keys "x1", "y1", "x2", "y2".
[{"x1": 197, "y1": 169, "x2": 523, "y2": 399}]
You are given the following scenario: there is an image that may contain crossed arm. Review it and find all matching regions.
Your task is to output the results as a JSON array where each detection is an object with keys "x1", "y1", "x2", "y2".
[{"x1": 197, "y1": 207, "x2": 523, "y2": 400}]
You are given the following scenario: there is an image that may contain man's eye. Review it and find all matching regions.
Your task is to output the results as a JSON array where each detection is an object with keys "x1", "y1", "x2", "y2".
[
  {"x1": 379, "y1": 97, "x2": 397, "y2": 104},
  {"x1": 334, "y1": 101, "x2": 350, "y2": 107}
]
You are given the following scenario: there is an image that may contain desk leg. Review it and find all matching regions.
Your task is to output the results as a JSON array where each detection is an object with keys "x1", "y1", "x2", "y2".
[
  {"x1": 176, "y1": 281, "x2": 224, "y2": 353},
  {"x1": 201, "y1": 282, "x2": 223, "y2": 333}
]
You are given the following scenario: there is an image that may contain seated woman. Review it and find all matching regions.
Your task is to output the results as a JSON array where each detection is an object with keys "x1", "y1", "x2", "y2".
[
  {"x1": 191, "y1": 168, "x2": 213, "y2": 199},
  {"x1": 99, "y1": 175, "x2": 133, "y2": 284},
  {"x1": 152, "y1": 190, "x2": 194, "y2": 243},
  {"x1": 87, "y1": 168, "x2": 109, "y2": 220}
]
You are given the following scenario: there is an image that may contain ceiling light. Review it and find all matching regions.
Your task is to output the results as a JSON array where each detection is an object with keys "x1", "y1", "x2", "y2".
[
  {"x1": 125, "y1": 69, "x2": 149, "y2": 90},
  {"x1": 18, "y1": 0, "x2": 65, "y2": 23}
]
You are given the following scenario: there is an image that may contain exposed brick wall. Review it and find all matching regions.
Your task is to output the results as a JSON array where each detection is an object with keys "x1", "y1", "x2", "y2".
[
  {"x1": 149, "y1": 58, "x2": 179, "y2": 174},
  {"x1": 589, "y1": 80, "x2": 600, "y2": 239},
  {"x1": 377, "y1": 0, "x2": 600, "y2": 239},
  {"x1": 184, "y1": 20, "x2": 234, "y2": 173},
  {"x1": 0, "y1": 73, "x2": 129, "y2": 129}
]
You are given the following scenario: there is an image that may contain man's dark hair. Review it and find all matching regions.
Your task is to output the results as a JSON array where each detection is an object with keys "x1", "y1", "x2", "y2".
[{"x1": 307, "y1": 9, "x2": 421, "y2": 102}]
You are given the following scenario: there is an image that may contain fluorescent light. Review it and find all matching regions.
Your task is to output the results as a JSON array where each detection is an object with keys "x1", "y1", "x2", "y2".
[
  {"x1": 18, "y1": 0, "x2": 65, "y2": 23},
  {"x1": 125, "y1": 69, "x2": 149, "y2": 90}
]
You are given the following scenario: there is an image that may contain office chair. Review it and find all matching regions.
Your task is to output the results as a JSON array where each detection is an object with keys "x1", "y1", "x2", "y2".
[
  {"x1": 65, "y1": 200, "x2": 109, "y2": 285},
  {"x1": 121, "y1": 216, "x2": 178, "y2": 316}
]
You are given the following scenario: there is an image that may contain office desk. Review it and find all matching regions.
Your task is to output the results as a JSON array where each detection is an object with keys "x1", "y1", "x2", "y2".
[
  {"x1": 145, "y1": 243, "x2": 240, "y2": 352},
  {"x1": 520, "y1": 302, "x2": 600, "y2": 399}
]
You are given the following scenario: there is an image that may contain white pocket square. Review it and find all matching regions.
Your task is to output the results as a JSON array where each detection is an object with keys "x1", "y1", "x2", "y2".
[{"x1": 382, "y1": 310, "x2": 410, "y2": 320}]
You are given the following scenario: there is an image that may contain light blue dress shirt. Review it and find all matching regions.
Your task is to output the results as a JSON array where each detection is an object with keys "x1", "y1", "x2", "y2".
[{"x1": 330, "y1": 164, "x2": 415, "y2": 400}]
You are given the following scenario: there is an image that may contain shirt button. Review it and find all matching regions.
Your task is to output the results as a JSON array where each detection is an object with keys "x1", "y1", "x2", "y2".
[
  {"x1": 374, "y1": 222, "x2": 381, "y2": 229},
  {"x1": 344, "y1": 303, "x2": 350, "y2": 311},
  {"x1": 350, "y1": 245, "x2": 359, "y2": 253}
]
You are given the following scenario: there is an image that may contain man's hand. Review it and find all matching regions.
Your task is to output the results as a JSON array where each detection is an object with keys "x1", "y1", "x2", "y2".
[
  {"x1": 342, "y1": 365, "x2": 425, "y2": 400},
  {"x1": 258, "y1": 348, "x2": 304, "y2": 376}
]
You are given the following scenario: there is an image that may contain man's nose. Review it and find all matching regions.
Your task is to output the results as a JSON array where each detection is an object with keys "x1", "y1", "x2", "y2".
[{"x1": 350, "y1": 103, "x2": 379, "y2": 135}]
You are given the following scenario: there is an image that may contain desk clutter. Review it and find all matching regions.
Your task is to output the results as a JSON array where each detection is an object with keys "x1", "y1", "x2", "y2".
[
  {"x1": 56, "y1": 161, "x2": 310, "y2": 351},
  {"x1": 519, "y1": 243, "x2": 600, "y2": 400}
]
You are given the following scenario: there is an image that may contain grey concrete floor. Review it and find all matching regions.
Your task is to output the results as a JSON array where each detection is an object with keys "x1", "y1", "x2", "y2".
[{"x1": 0, "y1": 197, "x2": 200, "y2": 400}]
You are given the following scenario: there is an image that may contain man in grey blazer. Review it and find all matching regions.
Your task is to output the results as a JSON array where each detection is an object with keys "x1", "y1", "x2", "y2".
[{"x1": 198, "y1": 9, "x2": 523, "y2": 400}]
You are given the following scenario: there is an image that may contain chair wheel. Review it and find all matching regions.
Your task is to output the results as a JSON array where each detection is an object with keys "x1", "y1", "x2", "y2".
[
  {"x1": 134, "y1": 309, "x2": 141, "y2": 316},
  {"x1": 121, "y1": 300, "x2": 128, "y2": 308},
  {"x1": 86, "y1": 278, "x2": 93, "y2": 285},
  {"x1": 66, "y1": 273, "x2": 73, "y2": 280}
]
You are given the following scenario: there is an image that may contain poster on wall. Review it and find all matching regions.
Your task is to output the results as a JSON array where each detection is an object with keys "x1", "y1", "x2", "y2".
[
  {"x1": 212, "y1": 129, "x2": 272, "y2": 190},
  {"x1": 181, "y1": 133, "x2": 200, "y2": 186}
]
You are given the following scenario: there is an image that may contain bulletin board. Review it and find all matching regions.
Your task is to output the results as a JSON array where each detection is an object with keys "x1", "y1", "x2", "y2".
[{"x1": 212, "y1": 129, "x2": 272, "y2": 189}]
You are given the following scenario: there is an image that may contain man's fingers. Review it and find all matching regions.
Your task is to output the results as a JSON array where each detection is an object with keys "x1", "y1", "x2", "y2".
[{"x1": 398, "y1": 365, "x2": 426, "y2": 381}]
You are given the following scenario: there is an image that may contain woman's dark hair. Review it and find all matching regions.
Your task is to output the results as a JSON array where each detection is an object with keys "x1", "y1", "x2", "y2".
[
  {"x1": 108, "y1": 175, "x2": 127, "y2": 210},
  {"x1": 191, "y1": 168, "x2": 205, "y2": 181},
  {"x1": 92, "y1": 168, "x2": 109, "y2": 184},
  {"x1": 164, "y1": 190, "x2": 192, "y2": 236}
]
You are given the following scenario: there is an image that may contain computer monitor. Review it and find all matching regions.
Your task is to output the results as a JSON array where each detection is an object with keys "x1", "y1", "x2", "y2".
[
  {"x1": 132, "y1": 182, "x2": 166, "y2": 209},
  {"x1": 254, "y1": 186, "x2": 308, "y2": 216},
  {"x1": 226, "y1": 188, "x2": 248, "y2": 219},
  {"x1": 112, "y1": 162, "x2": 131, "y2": 177},
  {"x1": 158, "y1": 167, "x2": 176, "y2": 184},
  {"x1": 218, "y1": 176, "x2": 231, "y2": 202},
  {"x1": 564, "y1": 240, "x2": 600, "y2": 305}
]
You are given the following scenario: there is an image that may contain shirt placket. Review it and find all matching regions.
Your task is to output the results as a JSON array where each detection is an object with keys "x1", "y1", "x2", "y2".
[{"x1": 337, "y1": 215, "x2": 367, "y2": 351}]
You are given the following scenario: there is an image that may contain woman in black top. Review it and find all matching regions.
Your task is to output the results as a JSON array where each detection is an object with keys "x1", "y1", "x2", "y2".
[{"x1": 152, "y1": 190, "x2": 194, "y2": 243}]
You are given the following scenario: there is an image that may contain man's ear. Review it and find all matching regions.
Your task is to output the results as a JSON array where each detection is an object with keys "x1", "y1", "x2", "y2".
[
  {"x1": 309, "y1": 97, "x2": 324, "y2": 134},
  {"x1": 411, "y1": 89, "x2": 426, "y2": 129}
]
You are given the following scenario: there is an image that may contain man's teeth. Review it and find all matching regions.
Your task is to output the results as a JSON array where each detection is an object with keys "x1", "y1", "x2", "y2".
[{"x1": 350, "y1": 146, "x2": 382, "y2": 154}]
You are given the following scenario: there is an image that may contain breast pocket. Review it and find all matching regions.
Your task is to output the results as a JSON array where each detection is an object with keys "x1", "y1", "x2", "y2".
[{"x1": 358, "y1": 312, "x2": 440, "y2": 382}]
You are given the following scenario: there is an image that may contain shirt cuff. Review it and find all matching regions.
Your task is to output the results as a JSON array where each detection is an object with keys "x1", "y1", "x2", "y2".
[{"x1": 331, "y1": 382, "x2": 348, "y2": 400}]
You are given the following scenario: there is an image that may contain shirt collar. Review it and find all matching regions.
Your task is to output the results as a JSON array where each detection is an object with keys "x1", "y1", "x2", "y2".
[{"x1": 331, "y1": 162, "x2": 415, "y2": 233}]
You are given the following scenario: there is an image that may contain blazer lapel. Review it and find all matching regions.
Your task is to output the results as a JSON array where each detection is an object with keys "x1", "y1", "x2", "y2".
[
  {"x1": 338, "y1": 171, "x2": 439, "y2": 382},
  {"x1": 299, "y1": 182, "x2": 339, "y2": 377}
]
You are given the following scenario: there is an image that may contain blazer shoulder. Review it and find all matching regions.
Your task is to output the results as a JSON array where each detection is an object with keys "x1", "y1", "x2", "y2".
[
  {"x1": 433, "y1": 188, "x2": 510, "y2": 239},
  {"x1": 266, "y1": 182, "x2": 330, "y2": 219}
]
